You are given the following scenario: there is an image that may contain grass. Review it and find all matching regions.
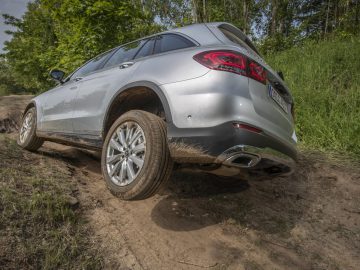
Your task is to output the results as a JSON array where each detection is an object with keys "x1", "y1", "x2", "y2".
[
  {"x1": 0, "y1": 135, "x2": 102, "y2": 269},
  {"x1": 265, "y1": 36, "x2": 360, "y2": 157},
  {"x1": 0, "y1": 86, "x2": 9, "y2": 96}
]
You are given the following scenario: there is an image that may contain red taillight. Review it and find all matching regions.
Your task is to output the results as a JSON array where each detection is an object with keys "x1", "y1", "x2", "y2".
[
  {"x1": 248, "y1": 61, "x2": 266, "y2": 84},
  {"x1": 193, "y1": 50, "x2": 267, "y2": 84},
  {"x1": 233, "y1": 123, "x2": 262, "y2": 133},
  {"x1": 193, "y1": 51, "x2": 247, "y2": 76}
]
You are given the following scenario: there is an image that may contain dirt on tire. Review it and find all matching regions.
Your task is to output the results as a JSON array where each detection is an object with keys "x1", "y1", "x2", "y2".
[{"x1": 1, "y1": 95, "x2": 359, "y2": 270}]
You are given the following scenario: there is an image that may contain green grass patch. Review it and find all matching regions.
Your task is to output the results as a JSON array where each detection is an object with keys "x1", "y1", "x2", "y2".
[
  {"x1": 266, "y1": 36, "x2": 360, "y2": 157},
  {"x1": 0, "y1": 135, "x2": 102, "y2": 269}
]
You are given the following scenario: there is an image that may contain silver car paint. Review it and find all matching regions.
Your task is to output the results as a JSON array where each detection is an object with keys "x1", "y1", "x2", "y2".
[
  {"x1": 39, "y1": 79, "x2": 79, "y2": 132},
  {"x1": 71, "y1": 62, "x2": 141, "y2": 135},
  {"x1": 161, "y1": 70, "x2": 295, "y2": 148},
  {"x1": 32, "y1": 22, "x2": 296, "y2": 154}
]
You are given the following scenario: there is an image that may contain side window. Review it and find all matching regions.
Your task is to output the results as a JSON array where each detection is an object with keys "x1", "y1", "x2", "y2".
[
  {"x1": 104, "y1": 40, "x2": 146, "y2": 68},
  {"x1": 134, "y1": 39, "x2": 155, "y2": 59},
  {"x1": 154, "y1": 34, "x2": 195, "y2": 54},
  {"x1": 71, "y1": 50, "x2": 113, "y2": 79}
]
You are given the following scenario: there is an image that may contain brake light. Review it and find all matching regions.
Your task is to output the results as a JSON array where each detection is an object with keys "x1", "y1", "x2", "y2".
[
  {"x1": 193, "y1": 51, "x2": 247, "y2": 75},
  {"x1": 193, "y1": 50, "x2": 267, "y2": 84}
]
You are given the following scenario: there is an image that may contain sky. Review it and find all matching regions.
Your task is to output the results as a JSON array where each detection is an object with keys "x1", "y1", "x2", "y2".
[{"x1": 0, "y1": 0, "x2": 30, "y2": 52}]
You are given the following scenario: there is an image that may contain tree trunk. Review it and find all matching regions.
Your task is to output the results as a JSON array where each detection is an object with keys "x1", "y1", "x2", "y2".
[
  {"x1": 140, "y1": 0, "x2": 145, "y2": 13},
  {"x1": 203, "y1": 0, "x2": 206, "y2": 22},
  {"x1": 191, "y1": 0, "x2": 198, "y2": 23},
  {"x1": 243, "y1": 0, "x2": 248, "y2": 34},
  {"x1": 223, "y1": 0, "x2": 226, "y2": 21},
  {"x1": 270, "y1": 0, "x2": 278, "y2": 36},
  {"x1": 356, "y1": 0, "x2": 360, "y2": 30},
  {"x1": 325, "y1": 0, "x2": 331, "y2": 35}
]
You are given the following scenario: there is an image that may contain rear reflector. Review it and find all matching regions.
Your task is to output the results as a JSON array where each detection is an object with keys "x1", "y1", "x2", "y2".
[
  {"x1": 193, "y1": 50, "x2": 267, "y2": 84},
  {"x1": 233, "y1": 123, "x2": 262, "y2": 133}
]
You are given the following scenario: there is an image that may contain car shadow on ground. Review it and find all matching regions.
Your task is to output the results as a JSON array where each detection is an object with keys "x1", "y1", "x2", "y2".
[{"x1": 152, "y1": 160, "x2": 312, "y2": 235}]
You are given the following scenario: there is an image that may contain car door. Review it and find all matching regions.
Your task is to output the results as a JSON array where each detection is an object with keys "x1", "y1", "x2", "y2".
[
  {"x1": 72, "y1": 39, "x2": 155, "y2": 135},
  {"x1": 40, "y1": 51, "x2": 114, "y2": 133},
  {"x1": 40, "y1": 79, "x2": 81, "y2": 132}
]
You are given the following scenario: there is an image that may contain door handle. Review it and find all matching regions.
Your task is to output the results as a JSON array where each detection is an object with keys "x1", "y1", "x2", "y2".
[
  {"x1": 70, "y1": 86, "x2": 78, "y2": 90},
  {"x1": 119, "y1": 62, "x2": 134, "y2": 69}
]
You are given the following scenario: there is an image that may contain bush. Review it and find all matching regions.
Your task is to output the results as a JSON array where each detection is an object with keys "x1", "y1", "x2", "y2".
[{"x1": 266, "y1": 37, "x2": 360, "y2": 157}]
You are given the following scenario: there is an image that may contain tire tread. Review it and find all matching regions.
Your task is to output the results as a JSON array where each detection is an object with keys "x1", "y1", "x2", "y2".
[
  {"x1": 101, "y1": 110, "x2": 173, "y2": 200},
  {"x1": 18, "y1": 107, "x2": 44, "y2": 151}
]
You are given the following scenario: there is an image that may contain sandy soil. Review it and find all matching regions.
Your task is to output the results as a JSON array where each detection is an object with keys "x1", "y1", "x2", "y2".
[{"x1": 1, "y1": 95, "x2": 359, "y2": 269}]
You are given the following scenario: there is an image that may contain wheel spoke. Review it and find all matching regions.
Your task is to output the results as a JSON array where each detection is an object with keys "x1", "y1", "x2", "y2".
[
  {"x1": 109, "y1": 160, "x2": 122, "y2": 177},
  {"x1": 107, "y1": 154, "x2": 122, "y2": 164},
  {"x1": 109, "y1": 139, "x2": 123, "y2": 152},
  {"x1": 126, "y1": 159, "x2": 135, "y2": 181},
  {"x1": 129, "y1": 131, "x2": 142, "y2": 147},
  {"x1": 116, "y1": 128, "x2": 125, "y2": 147},
  {"x1": 119, "y1": 161, "x2": 127, "y2": 183},
  {"x1": 25, "y1": 114, "x2": 32, "y2": 127},
  {"x1": 128, "y1": 125, "x2": 139, "y2": 143},
  {"x1": 129, "y1": 155, "x2": 144, "y2": 168},
  {"x1": 131, "y1": 142, "x2": 145, "y2": 154},
  {"x1": 125, "y1": 125, "x2": 131, "y2": 144}
]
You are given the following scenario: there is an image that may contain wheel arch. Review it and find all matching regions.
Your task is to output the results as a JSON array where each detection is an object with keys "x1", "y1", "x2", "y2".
[
  {"x1": 102, "y1": 81, "x2": 173, "y2": 138},
  {"x1": 23, "y1": 101, "x2": 37, "y2": 116}
]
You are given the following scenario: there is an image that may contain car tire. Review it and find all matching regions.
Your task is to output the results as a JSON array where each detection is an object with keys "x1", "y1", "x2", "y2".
[
  {"x1": 17, "y1": 107, "x2": 44, "y2": 151},
  {"x1": 101, "y1": 110, "x2": 173, "y2": 200}
]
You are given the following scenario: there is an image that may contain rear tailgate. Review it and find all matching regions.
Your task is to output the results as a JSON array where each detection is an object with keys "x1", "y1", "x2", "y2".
[
  {"x1": 248, "y1": 70, "x2": 295, "y2": 139},
  {"x1": 206, "y1": 22, "x2": 295, "y2": 142}
]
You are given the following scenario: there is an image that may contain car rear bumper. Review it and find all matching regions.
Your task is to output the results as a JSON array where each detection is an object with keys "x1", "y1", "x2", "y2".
[{"x1": 168, "y1": 121, "x2": 297, "y2": 176}]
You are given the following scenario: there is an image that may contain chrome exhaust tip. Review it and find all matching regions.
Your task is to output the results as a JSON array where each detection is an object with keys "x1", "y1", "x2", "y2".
[{"x1": 223, "y1": 153, "x2": 260, "y2": 168}]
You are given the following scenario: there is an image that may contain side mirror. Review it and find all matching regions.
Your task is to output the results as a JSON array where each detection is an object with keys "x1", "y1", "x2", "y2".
[
  {"x1": 277, "y1": 71, "x2": 284, "y2": 80},
  {"x1": 50, "y1": 69, "x2": 65, "y2": 83}
]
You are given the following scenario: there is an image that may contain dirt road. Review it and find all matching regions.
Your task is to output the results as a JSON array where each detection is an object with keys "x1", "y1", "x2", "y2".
[{"x1": 1, "y1": 95, "x2": 359, "y2": 269}]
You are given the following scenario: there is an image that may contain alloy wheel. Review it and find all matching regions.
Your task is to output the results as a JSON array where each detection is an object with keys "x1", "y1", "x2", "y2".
[
  {"x1": 19, "y1": 111, "x2": 33, "y2": 144},
  {"x1": 106, "y1": 121, "x2": 146, "y2": 186}
]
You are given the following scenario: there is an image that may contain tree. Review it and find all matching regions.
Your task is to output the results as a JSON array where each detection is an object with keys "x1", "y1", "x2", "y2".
[
  {"x1": 2, "y1": 0, "x2": 359, "y2": 93},
  {"x1": 143, "y1": 0, "x2": 193, "y2": 27},
  {"x1": 3, "y1": 0, "x2": 161, "y2": 92},
  {"x1": 190, "y1": 0, "x2": 259, "y2": 34},
  {"x1": 0, "y1": 56, "x2": 27, "y2": 95},
  {"x1": 3, "y1": 1, "x2": 57, "y2": 92}
]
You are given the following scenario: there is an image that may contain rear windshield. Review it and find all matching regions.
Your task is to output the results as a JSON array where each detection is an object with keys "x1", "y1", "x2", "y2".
[{"x1": 219, "y1": 25, "x2": 261, "y2": 57}]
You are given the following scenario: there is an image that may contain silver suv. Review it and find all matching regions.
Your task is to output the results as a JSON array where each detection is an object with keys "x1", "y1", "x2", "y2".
[{"x1": 18, "y1": 22, "x2": 297, "y2": 200}]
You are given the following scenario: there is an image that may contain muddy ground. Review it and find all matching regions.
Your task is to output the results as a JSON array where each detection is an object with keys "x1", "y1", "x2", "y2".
[{"x1": 0, "y1": 95, "x2": 359, "y2": 269}]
